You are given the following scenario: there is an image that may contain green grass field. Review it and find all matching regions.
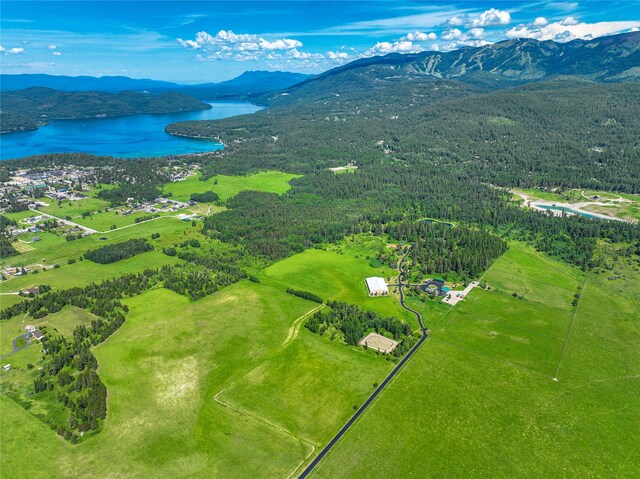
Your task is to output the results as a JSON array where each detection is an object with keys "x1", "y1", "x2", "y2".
[
  {"x1": 16, "y1": 231, "x2": 67, "y2": 251},
  {"x1": 163, "y1": 171, "x2": 300, "y2": 202},
  {"x1": 1, "y1": 247, "x2": 403, "y2": 478},
  {"x1": 1, "y1": 216, "x2": 193, "y2": 269},
  {"x1": 219, "y1": 321, "x2": 391, "y2": 448},
  {"x1": 39, "y1": 197, "x2": 111, "y2": 218},
  {"x1": 2, "y1": 209, "x2": 43, "y2": 223},
  {"x1": 2, "y1": 251, "x2": 178, "y2": 294},
  {"x1": 0, "y1": 294, "x2": 26, "y2": 309},
  {"x1": 308, "y1": 243, "x2": 640, "y2": 478},
  {"x1": 0, "y1": 306, "x2": 98, "y2": 357},
  {"x1": 258, "y1": 248, "x2": 416, "y2": 328},
  {"x1": 67, "y1": 209, "x2": 164, "y2": 231},
  {"x1": 2, "y1": 215, "x2": 638, "y2": 479}
]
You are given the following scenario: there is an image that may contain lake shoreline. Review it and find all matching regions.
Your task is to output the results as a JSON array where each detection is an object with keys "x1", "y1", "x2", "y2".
[
  {"x1": 0, "y1": 104, "x2": 212, "y2": 136},
  {"x1": 0, "y1": 101, "x2": 259, "y2": 160}
]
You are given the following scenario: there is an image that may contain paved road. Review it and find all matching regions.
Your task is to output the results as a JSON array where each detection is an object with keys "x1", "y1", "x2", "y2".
[
  {"x1": 1, "y1": 333, "x2": 31, "y2": 360},
  {"x1": 298, "y1": 250, "x2": 427, "y2": 478},
  {"x1": 29, "y1": 208, "x2": 98, "y2": 234}
]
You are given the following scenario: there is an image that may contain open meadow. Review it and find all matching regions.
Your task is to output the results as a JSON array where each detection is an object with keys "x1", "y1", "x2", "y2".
[
  {"x1": 38, "y1": 196, "x2": 111, "y2": 218},
  {"x1": 163, "y1": 171, "x2": 300, "y2": 202},
  {"x1": 1, "y1": 242, "x2": 409, "y2": 478},
  {"x1": 258, "y1": 247, "x2": 416, "y2": 327},
  {"x1": 1, "y1": 216, "x2": 194, "y2": 270},
  {"x1": 308, "y1": 243, "x2": 640, "y2": 478}
]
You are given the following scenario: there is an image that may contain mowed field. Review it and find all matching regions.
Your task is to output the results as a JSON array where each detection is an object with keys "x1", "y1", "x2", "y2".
[
  {"x1": 309, "y1": 243, "x2": 640, "y2": 478},
  {"x1": 1, "y1": 245, "x2": 405, "y2": 478},
  {"x1": 163, "y1": 171, "x2": 300, "y2": 202},
  {"x1": 1, "y1": 216, "x2": 193, "y2": 270},
  {"x1": 258, "y1": 248, "x2": 415, "y2": 327}
]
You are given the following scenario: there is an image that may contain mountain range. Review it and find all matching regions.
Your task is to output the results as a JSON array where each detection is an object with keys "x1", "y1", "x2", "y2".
[
  {"x1": 280, "y1": 31, "x2": 640, "y2": 102},
  {"x1": 166, "y1": 31, "x2": 640, "y2": 193},
  {"x1": 0, "y1": 70, "x2": 310, "y2": 99}
]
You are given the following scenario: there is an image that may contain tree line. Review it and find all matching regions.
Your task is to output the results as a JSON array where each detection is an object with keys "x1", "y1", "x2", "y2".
[
  {"x1": 84, "y1": 238, "x2": 153, "y2": 264},
  {"x1": 305, "y1": 301, "x2": 416, "y2": 359}
]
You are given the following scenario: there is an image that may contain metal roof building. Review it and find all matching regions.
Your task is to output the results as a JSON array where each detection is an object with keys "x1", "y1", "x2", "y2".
[{"x1": 365, "y1": 277, "x2": 388, "y2": 296}]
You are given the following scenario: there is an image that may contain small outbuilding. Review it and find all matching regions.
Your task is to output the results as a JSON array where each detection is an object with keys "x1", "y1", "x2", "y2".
[{"x1": 365, "y1": 277, "x2": 388, "y2": 296}]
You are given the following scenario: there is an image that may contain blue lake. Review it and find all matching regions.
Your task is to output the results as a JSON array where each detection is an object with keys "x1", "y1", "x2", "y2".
[{"x1": 0, "y1": 101, "x2": 263, "y2": 160}]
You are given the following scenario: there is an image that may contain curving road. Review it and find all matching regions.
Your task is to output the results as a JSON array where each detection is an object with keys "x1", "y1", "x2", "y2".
[{"x1": 298, "y1": 249, "x2": 427, "y2": 478}]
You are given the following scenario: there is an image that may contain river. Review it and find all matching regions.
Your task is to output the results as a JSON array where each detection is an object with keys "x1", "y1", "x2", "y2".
[{"x1": 0, "y1": 101, "x2": 263, "y2": 160}]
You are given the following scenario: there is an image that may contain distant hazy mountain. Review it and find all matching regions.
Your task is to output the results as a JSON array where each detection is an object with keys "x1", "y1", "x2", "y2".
[
  {"x1": 0, "y1": 71, "x2": 311, "y2": 99},
  {"x1": 215, "y1": 71, "x2": 310, "y2": 90},
  {"x1": 176, "y1": 71, "x2": 311, "y2": 100},
  {"x1": 0, "y1": 74, "x2": 180, "y2": 92},
  {"x1": 290, "y1": 31, "x2": 640, "y2": 94}
]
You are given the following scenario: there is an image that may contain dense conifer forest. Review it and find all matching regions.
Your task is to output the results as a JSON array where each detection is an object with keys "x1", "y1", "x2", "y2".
[
  {"x1": 0, "y1": 88, "x2": 210, "y2": 133},
  {"x1": 84, "y1": 239, "x2": 153, "y2": 264}
]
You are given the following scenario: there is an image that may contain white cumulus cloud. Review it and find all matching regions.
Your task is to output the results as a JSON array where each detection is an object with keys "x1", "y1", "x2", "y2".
[
  {"x1": 403, "y1": 31, "x2": 437, "y2": 41},
  {"x1": 363, "y1": 30, "x2": 441, "y2": 58},
  {"x1": 533, "y1": 17, "x2": 549, "y2": 27},
  {"x1": 366, "y1": 40, "x2": 422, "y2": 56},
  {"x1": 560, "y1": 16, "x2": 579, "y2": 26},
  {"x1": 447, "y1": 8, "x2": 511, "y2": 28},
  {"x1": 48, "y1": 44, "x2": 57, "y2": 50},
  {"x1": 177, "y1": 29, "x2": 304, "y2": 61},
  {"x1": 326, "y1": 51, "x2": 350, "y2": 60},
  {"x1": 472, "y1": 8, "x2": 512, "y2": 27},
  {"x1": 442, "y1": 28, "x2": 464, "y2": 41},
  {"x1": 0, "y1": 46, "x2": 25, "y2": 55},
  {"x1": 468, "y1": 28, "x2": 486, "y2": 39},
  {"x1": 506, "y1": 19, "x2": 640, "y2": 42},
  {"x1": 180, "y1": 29, "x2": 353, "y2": 70},
  {"x1": 52, "y1": 51, "x2": 62, "y2": 56}
]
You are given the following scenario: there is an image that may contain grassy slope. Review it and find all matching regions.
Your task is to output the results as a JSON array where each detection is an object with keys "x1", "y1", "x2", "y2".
[
  {"x1": 311, "y1": 243, "x2": 640, "y2": 478},
  {"x1": 1, "y1": 219, "x2": 208, "y2": 298},
  {"x1": 1, "y1": 252, "x2": 399, "y2": 478},
  {"x1": 3, "y1": 251, "x2": 177, "y2": 293},
  {"x1": 258, "y1": 248, "x2": 415, "y2": 327},
  {"x1": 163, "y1": 171, "x2": 300, "y2": 202},
  {"x1": 39, "y1": 197, "x2": 110, "y2": 218},
  {"x1": 16, "y1": 231, "x2": 67, "y2": 251},
  {"x1": 68, "y1": 210, "x2": 163, "y2": 231},
  {"x1": 220, "y1": 327, "x2": 391, "y2": 447},
  {"x1": 0, "y1": 294, "x2": 26, "y2": 309},
  {"x1": 1, "y1": 216, "x2": 192, "y2": 269}
]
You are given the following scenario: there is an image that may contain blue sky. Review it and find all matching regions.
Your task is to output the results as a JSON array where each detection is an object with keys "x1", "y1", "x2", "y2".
[{"x1": 1, "y1": 1, "x2": 639, "y2": 83}]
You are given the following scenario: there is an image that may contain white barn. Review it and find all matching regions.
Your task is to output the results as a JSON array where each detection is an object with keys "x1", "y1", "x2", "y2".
[{"x1": 365, "y1": 277, "x2": 388, "y2": 296}]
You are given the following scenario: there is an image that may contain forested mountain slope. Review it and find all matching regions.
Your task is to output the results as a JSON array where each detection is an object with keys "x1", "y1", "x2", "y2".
[
  {"x1": 168, "y1": 78, "x2": 640, "y2": 193},
  {"x1": 290, "y1": 31, "x2": 640, "y2": 93},
  {"x1": 0, "y1": 88, "x2": 210, "y2": 133}
]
